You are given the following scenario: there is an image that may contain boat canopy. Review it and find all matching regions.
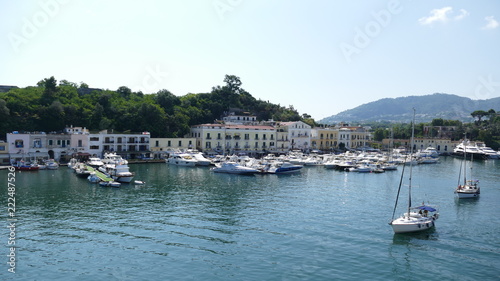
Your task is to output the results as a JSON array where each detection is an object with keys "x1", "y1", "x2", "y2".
[{"x1": 416, "y1": 206, "x2": 437, "y2": 212}]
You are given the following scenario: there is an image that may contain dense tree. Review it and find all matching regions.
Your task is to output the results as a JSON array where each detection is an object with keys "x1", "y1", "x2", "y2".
[{"x1": 471, "y1": 110, "x2": 488, "y2": 123}]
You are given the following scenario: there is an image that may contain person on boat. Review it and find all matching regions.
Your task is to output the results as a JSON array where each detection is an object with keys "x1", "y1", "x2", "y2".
[{"x1": 423, "y1": 210, "x2": 428, "y2": 217}]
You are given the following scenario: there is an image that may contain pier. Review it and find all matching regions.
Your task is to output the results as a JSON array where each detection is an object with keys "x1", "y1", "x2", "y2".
[{"x1": 85, "y1": 165, "x2": 113, "y2": 182}]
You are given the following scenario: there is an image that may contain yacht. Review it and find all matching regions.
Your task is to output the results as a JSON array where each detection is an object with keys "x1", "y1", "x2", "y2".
[
  {"x1": 453, "y1": 142, "x2": 487, "y2": 160},
  {"x1": 166, "y1": 153, "x2": 197, "y2": 166},
  {"x1": 475, "y1": 142, "x2": 499, "y2": 159},
  {"x1": 211, "y1": 162, "x2": 259, "y2": 175}
]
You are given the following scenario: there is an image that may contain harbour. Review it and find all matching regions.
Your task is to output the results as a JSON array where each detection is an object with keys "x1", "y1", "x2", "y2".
[{"x1": 1, "y1": 156, "x2": 499, "y2": 280}]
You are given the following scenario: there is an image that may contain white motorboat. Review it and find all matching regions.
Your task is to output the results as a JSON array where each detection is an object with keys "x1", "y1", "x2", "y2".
[
  {"x1": 108, "y1": 164, "x2": 135, "y2": 183},
  {"x1": 45, "y1": 159, "x2": 59, "y2": 170},
  {"x1": 389, "y1": 109, "x2": 439, "y2": 234},
  {"x1": 416, "y1": 146, "x2": 439, "y2": 158},
  {"x1": 99, "y1": 181, "x2": 121, "y2": 188},
  {"x1": 87, "y1": 157, "x2": 104, "y2": 168},
  {"x1": 263, "y1": 161, "x2": 303, "y2": 174},
  {"x1": 102, "y1": 152, "x2": 129, "y2": 165},
  {"x1": 74, "y1": 163, "x2": 92, "y2": 178},
  {"x1": 211, "y1": 162, "x2": 259, "y2": 175},
  {"x1": 186, "y1": 149, "x2": 212, "y2": 166},
  {"x1": 166, "y1": 153, "x2": 197, "y2": 166}
]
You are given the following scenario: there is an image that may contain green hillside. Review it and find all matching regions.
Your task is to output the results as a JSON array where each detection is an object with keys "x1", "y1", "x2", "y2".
[{"x1": 0, "y1": 75, "x2": 303, "y2": 138}]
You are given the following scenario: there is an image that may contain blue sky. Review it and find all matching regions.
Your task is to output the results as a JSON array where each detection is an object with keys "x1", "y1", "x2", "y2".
[{"x1": 1, "y1": 0, "x2": 499, "y2": 120}]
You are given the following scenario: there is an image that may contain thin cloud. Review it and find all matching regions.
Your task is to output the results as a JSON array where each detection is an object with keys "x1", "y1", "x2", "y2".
[
  {"x1": 482, "y1": 16, "x2": 499, "y2": 29},
  {"x1": 419, "y1": 7, "x2": 453, "y2": 25},
  {"x1": 418, "y1": 7, "x2": 469, "y2": 26},
  {"x1": 454, "y1": 9, "x2": 469, "y2": 21}
]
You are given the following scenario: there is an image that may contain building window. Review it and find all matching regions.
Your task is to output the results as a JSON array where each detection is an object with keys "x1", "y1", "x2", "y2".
[
  {"x1": 205, "y1": 142, "x2": 211, "y2": 149},
  {"x1": 33, "y1": 138, "x2": 42, "y2": 148},
  {"x1": 155, "y1": 140, "x2": 159, "y2": 147},
  {"x1": 48, "y1": 140, "x2": 53, "y2": 146},
  {"x1": 206, "y1": 133, "x2": 211, "y2": 139},
  {"x1": 78, "y1": 140, "x2": 83, "y2": 147},
  {"x1": 90, "y1": 137, "x2": 99, "y2": 141},
  {"x1": 90, "y1": 145, "x2": 99, "y2": 149},
  {"x1": 167, "y1": 141, "x2": 171, "y2": 147},
  {"x1": 178, "y1": 140, "x2": 182, "y2": 147}
]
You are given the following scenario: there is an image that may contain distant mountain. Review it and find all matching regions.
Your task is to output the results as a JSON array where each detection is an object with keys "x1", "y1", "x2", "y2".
[{"x1": 319, "y1": 93, "x2": 500, "y2": 124}]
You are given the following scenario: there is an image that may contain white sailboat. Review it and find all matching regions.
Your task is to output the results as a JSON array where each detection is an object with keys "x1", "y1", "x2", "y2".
[
  {"x1": 454, "y1": 139, "x2": 480, "y2": 199},
  {"x1": 389, "y1": 109, "x2": 439, "y2": 234}
]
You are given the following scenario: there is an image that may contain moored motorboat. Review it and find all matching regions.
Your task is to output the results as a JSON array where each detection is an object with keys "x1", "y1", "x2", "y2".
[
  {"x1": 211, "y1": 162, "x2": 259, "y2": 175},
  {"x1": 263, "y1": 161, "x2": 303, "y2": 174},
  {"x1": 166, "y1": 153, "x2": 198, "y2": 166},
  {"x1": 99, "y1": 181, "x2": 121, "y2": 188},
  {"x1": 107, "y1": 164, "x2": 135, "y2": 183}
]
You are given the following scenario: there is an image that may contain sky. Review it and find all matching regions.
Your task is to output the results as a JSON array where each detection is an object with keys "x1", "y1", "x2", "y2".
[{"x1": 1, "y1": 0, "x2": 500, "y2": 120}]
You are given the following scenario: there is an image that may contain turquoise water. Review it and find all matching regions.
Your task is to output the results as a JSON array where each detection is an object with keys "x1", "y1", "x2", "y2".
[{"x1": 1, "y1": 157, "x2": 499, "y2": 280}]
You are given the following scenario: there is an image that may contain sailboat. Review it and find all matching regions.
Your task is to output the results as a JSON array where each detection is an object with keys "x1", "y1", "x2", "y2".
[
  {"x1": 454, "y1": 139, "x2": 480, "y2": 199},
  {"x1": 389, "y1": 109, "x2": 439, "y2": 234}
]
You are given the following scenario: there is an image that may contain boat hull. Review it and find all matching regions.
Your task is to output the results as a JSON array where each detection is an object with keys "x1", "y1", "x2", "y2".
[
  {"x1": 390, "y1": 216, "x2": 437, "y2": 234},
  {"x1": 455, "y1": 190, "x2": 480, "y2": 199},
  {"x1": 112, "y1": 175, "x2": 134, "y2": 183}
]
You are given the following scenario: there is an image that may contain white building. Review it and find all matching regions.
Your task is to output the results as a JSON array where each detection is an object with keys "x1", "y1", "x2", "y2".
[
  {"x1": 88, "y1": 130, "x2": 151, "y2": 159},
  {"x1": 277, "y1": 121, "x2": 312, "y2": 151}
]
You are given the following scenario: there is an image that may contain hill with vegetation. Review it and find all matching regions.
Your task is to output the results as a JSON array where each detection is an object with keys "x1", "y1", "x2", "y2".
[
  {"x1": 319, "y1": 93, "x2": 500, "y2": 123},
  {"x1": 0, "y1": 75, "x2": 307, "y2": 138}
]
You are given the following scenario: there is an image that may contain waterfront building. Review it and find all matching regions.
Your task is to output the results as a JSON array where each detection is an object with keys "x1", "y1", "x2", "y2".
[
  {"x1": 337, "y1": 125, "x2": 371, "y2": 150},
  {"x1": 7, "y1": 131, "x2": 49, "y2": 163},
  {"x1": 190, "y1": 123, "x2": 276, "y2": 156},
  {"x1": 222, "y1": 112, "x2": 258, "y2": 125},
  {"x1": 0, "y1": 140, "x2": 9, "y2": 165},
  {"x1": 88, "y1": 130, "x2": 151, "y2": 159},
  {"x1": 423, "y1": 125, "x2": 458, "y2": 139},
  {"x1": 311, "y1": 127, "x2": 339, "y2": 152},
  {"x1": 67, "y1": 126, "x2": 90, "y2": 159},
  {"x1": 277, "y1": 121, "x2": 311, "y2": 152},
  {"x1": 6, "y1": 129, "x2": 74, "y2": 162},
  {"x1": 150, "y1": 137, "x2": 197, "y2": 159},
  {"x1": 382, "y1": 137, "x2": 457, "y2": 154}
]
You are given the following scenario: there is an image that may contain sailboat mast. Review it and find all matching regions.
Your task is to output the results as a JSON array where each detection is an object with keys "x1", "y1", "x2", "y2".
[
  {"x1": 408, "y1": 108, "x2": 416, "y2": 216},
  {"x1": 463, "y1": 140, "x2": 467, "y2": 186}
]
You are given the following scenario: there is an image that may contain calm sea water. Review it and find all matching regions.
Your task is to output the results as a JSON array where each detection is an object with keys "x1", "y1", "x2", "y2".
[{"x1": 1, "y1": 157, "x2": 499, "y2": 280}]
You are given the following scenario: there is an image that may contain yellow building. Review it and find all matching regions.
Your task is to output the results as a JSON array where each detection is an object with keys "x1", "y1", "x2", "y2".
[
  {"x1": 150, "y1": 138, "x2": 197, "y2": 158},
  {"x1": 311, "y1": 127, "x2": 339, "y2": 152},
  {"x1": 190, "y1": 124, "x2": 276, "y2": 156}
]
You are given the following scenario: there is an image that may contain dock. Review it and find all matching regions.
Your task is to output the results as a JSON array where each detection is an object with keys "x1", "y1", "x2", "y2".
[{"x1": 86, "y1": 165, "x2": 113, "y2": 182}]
